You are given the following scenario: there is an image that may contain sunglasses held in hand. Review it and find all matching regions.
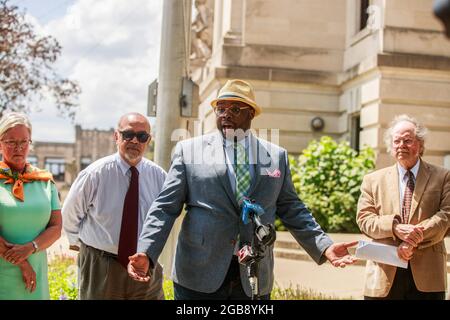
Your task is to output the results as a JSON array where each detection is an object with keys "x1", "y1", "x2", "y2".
[{"x1": 120, "y1": 131, "x2": 151, "y2": 143}]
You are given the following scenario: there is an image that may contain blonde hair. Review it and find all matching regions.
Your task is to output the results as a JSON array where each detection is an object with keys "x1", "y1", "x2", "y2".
[{"x1": 0, "y1": 112, "x2": 32, "y2": 139}]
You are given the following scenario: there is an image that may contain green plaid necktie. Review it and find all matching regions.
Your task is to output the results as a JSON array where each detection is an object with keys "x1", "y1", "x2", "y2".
[{"x1": 234, "y1": 142, "x2": 251, "y2": 203}]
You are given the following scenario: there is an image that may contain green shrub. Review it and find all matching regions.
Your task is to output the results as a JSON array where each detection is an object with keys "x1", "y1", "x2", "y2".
[
  {"x1": 163, "y1": 277, "x2": 174, "y2": 300},
  {"x1": 47, "y1": 258, "x2": 346, "y2": 300},
  {"x1": 280, "y1": 136, "x2": 375, "y2": 233},
  {"x1": 48, "y1": 255, "x2": 174, "y2": 300},
  {"x1": 274, "y1": 217, "x2": 287, "y2": 231},
  {"x1": 271, "y1": 283, "x2": 351, "y2": 300},
  {"x1": 162, "y1": 278, "x2": 343, "y2": 300},
  {"x1": 48, "y1": 254, "x2": 78, "y2": 300}
]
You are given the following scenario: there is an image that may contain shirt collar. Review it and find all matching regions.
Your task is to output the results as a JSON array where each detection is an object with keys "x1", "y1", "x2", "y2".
[
  {"x1": 223, "y1": 132, "x2": 252, "y2": 149},
  {"x1": 397, "y1": 158, "x2": 420, "y2": 182},
  {"x1": 115, "y1": 152, "x2": 143, "y2": 175}
]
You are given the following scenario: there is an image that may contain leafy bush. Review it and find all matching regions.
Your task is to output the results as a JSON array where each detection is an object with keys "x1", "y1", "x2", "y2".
[
  {"x1": 48, "y1": 254, "x2": 174, "y2": 300},
  {"x1": 47, "y1": 257, "x2": 345, "y2": 300},
  {"x1": 162, "y1": 278, "x2": 344, "y2": 300},
  {"x1": 274, "y1": 218, "x2": 287, "y2": 231},
  {"x1": 282, "y1": 136, "x2": 375, "y2": 233},
  {"x1": 163, "y1": 277, "x2": 174, "y2": 300},
  {"x1": 48, "y1": 254, "x2": 78, "y2": 300},
  {"x1": 271, "y1": 283, "x2": 351, "y2": 300}
]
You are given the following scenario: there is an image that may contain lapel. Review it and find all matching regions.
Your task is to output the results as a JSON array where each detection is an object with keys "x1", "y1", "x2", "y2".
[
  {"x1": 208, "y1": 131, "x2": 239, "y2": 211},
  {"x1": 408, "y1": 160, "x2": 430, "y2": 223},
  {"x1": 248, "y1": 135, "x2": 271, "y2": 198},
  {"x1": 386, "y1": 165, "x2": 401, "y2": 216}
]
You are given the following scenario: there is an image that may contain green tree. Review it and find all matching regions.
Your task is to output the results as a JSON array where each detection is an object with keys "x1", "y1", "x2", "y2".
[
  {"x1": 288, "y1": 136, "x2": 375, "y2": 233},
  {"x1": 0, "y1": 0, "x2": 80, "y2": 119}
]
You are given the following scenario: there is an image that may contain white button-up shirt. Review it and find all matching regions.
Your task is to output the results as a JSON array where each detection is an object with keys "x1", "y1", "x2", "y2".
[
  {"x1": 397, "y1": 159, "x2": 420, "y2": 211},
  {"x1": 62, "y1": 153, "x2": 167, "y2": 254}
]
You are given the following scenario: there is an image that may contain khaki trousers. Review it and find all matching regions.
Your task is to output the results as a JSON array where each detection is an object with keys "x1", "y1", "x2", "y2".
[{"x1": 78, "y1": 242, "x2": 164, "y2": 300}]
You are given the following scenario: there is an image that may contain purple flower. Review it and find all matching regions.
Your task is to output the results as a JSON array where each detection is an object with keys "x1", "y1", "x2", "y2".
[{"x1": 59, "y1": 289, "x2": 68, "y2": 300}]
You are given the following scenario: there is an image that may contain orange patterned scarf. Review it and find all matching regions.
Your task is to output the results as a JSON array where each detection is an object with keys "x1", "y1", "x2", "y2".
[{"x1": 0, "y1": 161, "x2": 54, "y2": 202}]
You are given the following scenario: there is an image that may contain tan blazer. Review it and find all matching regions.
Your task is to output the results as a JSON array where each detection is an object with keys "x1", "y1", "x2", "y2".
[{"x1": 357, "y1": 160, "x2": 450, "y2": 297}]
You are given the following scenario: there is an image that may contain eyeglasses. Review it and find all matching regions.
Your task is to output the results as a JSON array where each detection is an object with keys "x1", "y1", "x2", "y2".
[
  {"x1": 214, "y1": 106, "x2": 251, "y2": 117},
  {"x1": 119, "y1": 131, "x2": 150, "y2": 143},
  {"x1": 1, "y1": 139, "x2": 32, "y2": 149},
  {"x1": 393, "y1": 138, "x2": 415, "y2": 147}
]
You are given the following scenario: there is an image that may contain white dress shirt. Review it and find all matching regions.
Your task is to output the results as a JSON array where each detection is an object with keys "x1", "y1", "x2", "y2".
[
  {"x1": 397, "y1": 159, "x2": 420, "y2": 211},
  {"x1": 62, "y1": 153, "x2": 167, "y2": 254}
]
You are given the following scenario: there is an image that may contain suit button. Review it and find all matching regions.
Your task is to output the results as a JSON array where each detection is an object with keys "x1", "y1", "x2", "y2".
[{"x1": 230, "y1": 240, "x2": 236, "y2": 246}]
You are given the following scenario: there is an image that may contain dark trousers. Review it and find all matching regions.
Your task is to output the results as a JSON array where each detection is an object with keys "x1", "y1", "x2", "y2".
[
  {"x1": 364, "y1": 264, "x2": 445, "y2": 300},
  {"x1": 174, "y1": 256, "x2": 270, "y2": 300}
]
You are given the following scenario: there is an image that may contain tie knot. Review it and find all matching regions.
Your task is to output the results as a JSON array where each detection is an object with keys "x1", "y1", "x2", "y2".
[
  {"x1": 130, "y1": 166, "x2": 139, "y2": 177},
  {"x1": 234, "y1": 142, "x2": 248, "y2": 165},
  {"x1": 406, "y1": 170, "x2": 414, "y2": 180}
]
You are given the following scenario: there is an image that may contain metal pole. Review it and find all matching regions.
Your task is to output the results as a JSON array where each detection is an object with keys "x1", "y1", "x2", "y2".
[{"x1": 154, "y1": 0, "x2": 191, "y2": 276}]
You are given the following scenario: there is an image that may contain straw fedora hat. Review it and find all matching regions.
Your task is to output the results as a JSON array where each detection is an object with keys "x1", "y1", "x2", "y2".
[{"x1": 210, "y1": 79, "x2": 261, "y2": 117}]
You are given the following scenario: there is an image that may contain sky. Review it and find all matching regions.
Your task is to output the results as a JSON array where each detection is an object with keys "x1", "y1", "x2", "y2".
[{"x1": 10, "y1": 0, "x2": 163, "y2": 142}]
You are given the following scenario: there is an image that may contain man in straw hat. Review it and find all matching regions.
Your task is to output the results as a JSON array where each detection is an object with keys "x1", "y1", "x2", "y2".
[{"x1": 128, "y1": 79, "x2": 357, "y2": 299}]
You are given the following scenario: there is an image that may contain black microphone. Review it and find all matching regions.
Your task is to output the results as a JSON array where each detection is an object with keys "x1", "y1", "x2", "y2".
[
  {"x1": 240, "y1": 198, "x2": 276, "y2": 247},
  {"x1": 252, "y1": 213, "x2": 276, "y2": 247}
]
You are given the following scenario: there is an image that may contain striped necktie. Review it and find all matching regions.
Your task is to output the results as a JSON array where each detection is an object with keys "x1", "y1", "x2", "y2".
[
  {"x1": 401, "y1": 170, "x2": 415, "y2": 223},
  {"x1": 234, "y1": 142, "x2": 251, "y2": 203}
]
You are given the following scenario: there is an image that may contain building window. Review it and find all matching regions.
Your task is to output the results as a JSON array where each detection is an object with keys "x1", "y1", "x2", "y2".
[
  {"x1": 359, "y1": 0, "x2": 370, "y2": 31},
  {"x1": 80, "y1": 157, "x2": 91, "y2": 171},
  {"x1": 45, "y1": 158, "x2": 65, "y2": 182},
  {"x1": 350, "y1": 114, "x2": 361, "y2": 151},
  {"x1": 27, "y1": 156, "x2": 38, "y2": 167}
]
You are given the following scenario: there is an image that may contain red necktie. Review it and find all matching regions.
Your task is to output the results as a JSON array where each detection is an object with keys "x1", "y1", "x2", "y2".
[
  {"x1": 401, "y1": 170, "x2": 415, "y2": 223},
  {"x1": 118, "y1": 166, "x2": 139, "y2": 268}
]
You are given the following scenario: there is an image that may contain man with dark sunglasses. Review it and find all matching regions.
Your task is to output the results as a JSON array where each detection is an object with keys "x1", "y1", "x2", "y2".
[{"x1": 62, "y1": 112, "x2": 167, "y2": 300}]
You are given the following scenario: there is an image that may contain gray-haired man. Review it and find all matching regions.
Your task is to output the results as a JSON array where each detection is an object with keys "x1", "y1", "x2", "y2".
[{"x1": 357, "y1": 114, "x2": 449, "y2": 300}]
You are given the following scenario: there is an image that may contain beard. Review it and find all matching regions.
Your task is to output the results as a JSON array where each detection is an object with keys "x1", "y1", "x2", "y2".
[{"x1": 123, "y1": 147, "x2": 142, "y2": 162}]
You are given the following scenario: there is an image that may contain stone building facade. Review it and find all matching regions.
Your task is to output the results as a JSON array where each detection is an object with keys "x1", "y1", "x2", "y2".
[
  {"x1": 188, "y1": 0, "x2": 450, "y2": 169},
  {"x1": 28, "y1": 125, "x2": 116, "y2": 187}
]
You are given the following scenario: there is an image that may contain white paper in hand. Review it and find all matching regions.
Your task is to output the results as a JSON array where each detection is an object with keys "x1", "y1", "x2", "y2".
[{"x1": 355, "y1": 240, "x2": 408, "y2": 269}]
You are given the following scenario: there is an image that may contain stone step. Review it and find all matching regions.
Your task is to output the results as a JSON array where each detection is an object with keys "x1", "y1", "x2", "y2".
[
  {"x1": 275, "y1": 232, "x2": 450, "y2": 260},
  {"x1": 275, "y1": 239, "x2": 301, "y2": 250},
  {"x1": 274, "y1": 246, "x2": 450, "y2": 272},
  {"x1": 274, "y1": 233, "x2": 450, "y2": 272},
  {"x1": 274, "y1": 247, "x2": 367, "y2": 266},
  {"x1": 274, "y1": 247, "x2": 310, "y2": 262}
]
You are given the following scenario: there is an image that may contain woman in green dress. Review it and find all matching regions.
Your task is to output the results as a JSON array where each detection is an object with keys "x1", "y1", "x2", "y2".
[{"x1": 0, "y1": 112, "x2": 62, "y2": 300}]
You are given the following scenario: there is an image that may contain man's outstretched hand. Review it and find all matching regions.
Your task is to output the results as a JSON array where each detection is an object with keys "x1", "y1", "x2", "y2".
[{"x1": 324, "y1": 241, "x2": 358, "y2": 268}]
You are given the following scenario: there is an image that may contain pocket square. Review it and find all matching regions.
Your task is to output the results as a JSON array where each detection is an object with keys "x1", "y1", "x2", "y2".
[{"x1": 266, "y1": 169, "x2": 281, "y2": 178}]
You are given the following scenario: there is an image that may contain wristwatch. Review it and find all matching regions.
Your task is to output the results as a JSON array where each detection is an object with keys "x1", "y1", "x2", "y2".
[{"x1": 31, "y1": 240, "x2": 39, "y2": 253}]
